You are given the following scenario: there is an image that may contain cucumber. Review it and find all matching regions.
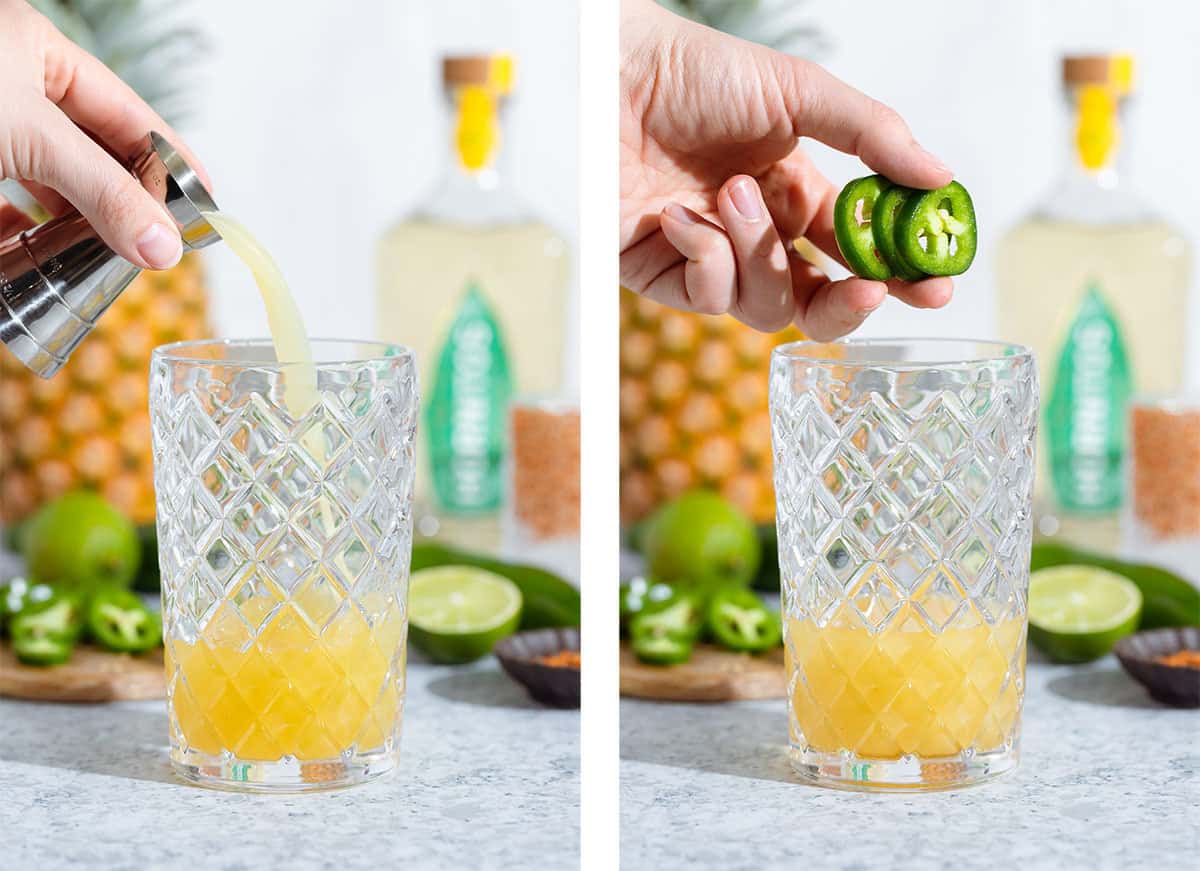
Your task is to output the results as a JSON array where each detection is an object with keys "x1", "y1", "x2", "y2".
[
  {"x1": 1030, "y1": 541, "x2": 1200, "y2": 629},
  {"x1": 410, "y1": 543, "x2": 581, "y2": 630}
]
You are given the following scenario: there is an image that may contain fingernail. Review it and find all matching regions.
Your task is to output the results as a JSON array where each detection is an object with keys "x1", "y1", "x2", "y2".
[
  {"x1": 664, "y1": 203, "x2": 698, "y2": 225},
  {"x1": 137, "y1": 222, "x2": 182, "y2": 269},
  {"x1": 729, "y1": 179, "x2": 764, "y2": 220},
  {"x1": 919, "y1": 145, "x2": 952, "y2": 177}
]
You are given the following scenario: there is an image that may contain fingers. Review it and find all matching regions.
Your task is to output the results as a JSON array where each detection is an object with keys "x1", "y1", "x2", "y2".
[
  {"x1": 43, "y1": 36, "x2": 212, "y2": 191},
  {"x1": 791, "y1": 259, "x2": 888, "y2": 341},
  {"x1": 780, "y1": 58, "x2": 953, "y2": 190},
  {"x1": 715, "y1": 176, "x2": 796, "y2": 331},
  {"x1": 886, "y1": 276, "x2": 954, "y2": 309},
  {"x1": 21, "y1": 103, "x2": 182, "y2": 270},
  {"x1": 618, "y1": 204, "x2": 736, "y2": 315}
]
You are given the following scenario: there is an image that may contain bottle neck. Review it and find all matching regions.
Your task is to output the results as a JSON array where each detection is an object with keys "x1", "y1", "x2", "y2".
[
  {"x1": 1042, "y1": 86, "x2": 1147, "y2": 223},
  {"x1": 421, "y1": 85, "x2": 523, "y2": 223},
  {"x1": 1064, "y1": 84, "x2": 1128, "y2": 186}
]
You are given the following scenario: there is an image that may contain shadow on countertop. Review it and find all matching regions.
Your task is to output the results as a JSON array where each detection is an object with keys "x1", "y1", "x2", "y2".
[
  {"x1": 1046, "y1": 667, "x2": 1163, "y2": 710},
  {"x1": 0, "y1": 700, "x2": 175, "y2": 785},
  {"x1": 425, "y1": 668, "x2": 543, "y2": 711},
  {"x1": 620, "y1": 698, "x2": 793, "y2": 783}
]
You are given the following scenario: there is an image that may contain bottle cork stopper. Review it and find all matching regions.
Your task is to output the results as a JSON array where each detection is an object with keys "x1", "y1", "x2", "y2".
[
  {"x1": 1062, "y1": 54, "x2": 1135, "y2": 95},
  {"x1": 443, "y1": 54, "x2": 516, "y2": 95}
]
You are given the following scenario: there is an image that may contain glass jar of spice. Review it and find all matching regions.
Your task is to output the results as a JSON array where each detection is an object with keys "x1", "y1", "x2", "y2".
[
  {"x1": 1123, "y1": 396, "x2": 1200, "y2": 583},
  {"x1": 504, "y1": 397, "x2": 580, "y2": 580}
]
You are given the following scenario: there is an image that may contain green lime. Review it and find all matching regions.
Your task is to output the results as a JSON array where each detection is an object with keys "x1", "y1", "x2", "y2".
[
  {"x1": 21, "y1": 492, "x2": 140, "y2": 594},
  {"x1": 408, "y1": 566, "x2": 523, "y2": 663},
  {"x1": 1028, "y1": 565, "x2": 1143, "y2": 663},
  {"x1": 642, "y1": 491, "x2": 761, "y2": 594}
]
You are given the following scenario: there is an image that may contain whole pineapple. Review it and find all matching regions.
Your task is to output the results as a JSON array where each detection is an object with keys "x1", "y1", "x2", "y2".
[
  {"x1": 620, "y1": 290, "x2": 803, "y2": 526},
  {"x1": 0, "y1": 0, "x2": 210, "y2": 527}
]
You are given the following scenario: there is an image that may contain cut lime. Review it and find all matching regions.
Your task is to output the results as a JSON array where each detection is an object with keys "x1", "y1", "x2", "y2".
[
  {"x1": 408, "y1": 566, "x2": 523, "y2": 663},
  {"x1": 1028, "y1": 565, "x2": 1143, "y2": 663}
]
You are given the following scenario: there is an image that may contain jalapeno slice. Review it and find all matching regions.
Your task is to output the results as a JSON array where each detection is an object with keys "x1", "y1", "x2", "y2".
[
  {"x1": 13, "y1": 592, "x2": 83, "y2": 642},
  {"x1": 1, "y1": 577, "x2": 54, "y2": 636},
  {"x1": 11, "y1": 624, "x2": 74, "y2": 666},
  {"x1": 619, "y1": 577, "x2": 675, "y2": 636},
  {"x1": 705, "y1": 587, "x2": 781, "y2": 653},
  {"x1": 894, "y1": 180, "x2": 977, "y2": 276},
  {"x1": 630, "y1": 590, "x2": 703, "y2": 642},
  {"x1": 85, "y1": 588, "x2": 161, "y2": 654},
  {"x1": 833, "y1": 174, "x2": 893, "y2": 281},
  {"x1": 870, "y1": 186, "x2": 927, "y2": 282},
  {"x1": 629, "y1": 589, "x2": 703, "y2": 665},
  {"x1": 630, "y1": 629, "x2": 694, "y2": 666},
  {"x1": 9, "y1": 592, "x2": 82, "y2": 666}
]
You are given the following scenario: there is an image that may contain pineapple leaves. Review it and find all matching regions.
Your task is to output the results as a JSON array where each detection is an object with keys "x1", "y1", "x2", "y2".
[
  {"x1": 654, "y1": 0, "x2": 829, "y2": 58},
  {"x1": 28, "y1": 0, "x2": 208, "y2": 127}
]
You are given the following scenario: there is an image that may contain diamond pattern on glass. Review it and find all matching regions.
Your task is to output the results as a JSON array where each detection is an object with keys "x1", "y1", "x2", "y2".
[
  {"x1": 152, "y1": 349, "x2": 417, "y2": 767},
  {"x1": 771, "y1": 343, "x2": 1037, "y2": 765}
]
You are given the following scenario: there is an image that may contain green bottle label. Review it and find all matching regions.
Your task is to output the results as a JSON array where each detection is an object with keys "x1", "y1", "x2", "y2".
[
  {"x1": 425, "y1": 282, "x2": 513, "y2": 513},
  {"x1": 1045, "y1": 283, "x2": 1131, "y2": 512}
]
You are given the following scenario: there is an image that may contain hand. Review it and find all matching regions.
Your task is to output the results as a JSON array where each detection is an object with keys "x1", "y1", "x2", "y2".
[
  {"x1": 620, "y1": 0, "x2": 954, "y2": 338},
  {"x1": 0, "y1": 0, "x2": 210, "y2": 269}
]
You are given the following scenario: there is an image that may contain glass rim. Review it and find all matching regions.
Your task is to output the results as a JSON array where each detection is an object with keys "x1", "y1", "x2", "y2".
[
  {"x1": 772, "y1": 337, "x2": 1033, "y2": 368},
  {"x1": 151, "y1": 337, "x2": 415, "y2": 368}
]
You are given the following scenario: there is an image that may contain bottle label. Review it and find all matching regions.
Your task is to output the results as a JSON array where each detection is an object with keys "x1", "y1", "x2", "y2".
[
  {"x1": 425, "y1": 282, "x2": 513, "y2": 513},
  {"x1": 456, "y1": 85, "x2": 499, "y2": 171},
  {"x1": 1045, "y1": 283, "x2": 1132, "y2": 512}
]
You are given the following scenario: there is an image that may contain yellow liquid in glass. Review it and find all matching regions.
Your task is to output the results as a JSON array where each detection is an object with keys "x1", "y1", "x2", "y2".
[
  {"x1": 786, "y1": 598, "x2": 1025, "y2": 759},
  {"x1": 169, "y1": 214, "x2": 399, "y2": 761},
  {"x1": 166, "y1": 591, "x2": 406, "y2": 760}
]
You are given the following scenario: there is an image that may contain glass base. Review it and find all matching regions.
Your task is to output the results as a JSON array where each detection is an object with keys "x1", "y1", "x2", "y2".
[
  {"x1": 788, "y1": 743, "x2": 1018, "y2": 792},
  {"x1": 169, "y1": 746, "x2": 399, "y2": 793}
]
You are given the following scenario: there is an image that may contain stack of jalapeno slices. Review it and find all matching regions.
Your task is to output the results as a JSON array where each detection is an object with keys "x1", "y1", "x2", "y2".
[
  {"x1": 833, "y1": 175, "x2": 977, "y2": 280},
  {"x1": 1, "y1": 577, "x2": 161, "y2": 666},
  {"x1": 621, "y1": 578, "x2": 782, "y2": 665}
]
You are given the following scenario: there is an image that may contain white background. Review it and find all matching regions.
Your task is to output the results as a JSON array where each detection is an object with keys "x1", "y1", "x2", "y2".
[
  {"x1": 185, "y1": 0, "x2": 579, "y2": 386},
  {"x1": 183, "y1": 0, "x2": 1197, "y2": 389},
  {"x1": 800, "y1": 0, "x2": 1200, "y2": 387}
]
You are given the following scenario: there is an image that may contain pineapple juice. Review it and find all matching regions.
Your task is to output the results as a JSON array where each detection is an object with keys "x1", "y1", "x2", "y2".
[{"x1": 786, "y1": 596, "x2": 1026, "y2": 760}]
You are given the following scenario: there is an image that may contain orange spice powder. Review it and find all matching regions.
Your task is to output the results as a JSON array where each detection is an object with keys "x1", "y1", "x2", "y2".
[
  {"x1": 1156, "y1": 649, "x2": 1200, "y2": 669},
  {"x1": 538, "y1": 649, "x2": 581, "y2": 669}
]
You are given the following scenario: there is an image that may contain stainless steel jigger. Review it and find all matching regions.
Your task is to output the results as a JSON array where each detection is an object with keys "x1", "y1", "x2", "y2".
[{"x1": 0, "y1": 131, "x2": 220, "y2": 378}]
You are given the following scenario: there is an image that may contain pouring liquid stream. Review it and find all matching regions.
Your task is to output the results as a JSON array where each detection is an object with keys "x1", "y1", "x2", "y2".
[{"x1": 201, "y1": 211, "x2": 333, "y2": 533}]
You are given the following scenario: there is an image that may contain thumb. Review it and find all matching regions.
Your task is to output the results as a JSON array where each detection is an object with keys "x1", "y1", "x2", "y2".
[
  {"x1": 23, "y1": 104, "x2": 183, "y2": 270},
  {"x1": 778, "y1": 57, "x2": 953, "y2": 190}
]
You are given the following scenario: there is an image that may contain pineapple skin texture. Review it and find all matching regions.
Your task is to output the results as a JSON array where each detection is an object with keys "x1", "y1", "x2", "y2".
[
  {"x1": 619, "y1": 289, "x2": 802, "y2": 526},
  {"x1": 0, "y1": 254, "x2": 211, "y2": 526}
]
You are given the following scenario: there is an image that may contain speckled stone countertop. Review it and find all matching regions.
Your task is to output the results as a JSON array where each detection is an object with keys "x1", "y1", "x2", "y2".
[
  {"x1": 621, "y1": 657, "x2": 1199, "y2": 870},
  {"x1": 0, "y1": 659, "x2": 579, "y2": 870}
]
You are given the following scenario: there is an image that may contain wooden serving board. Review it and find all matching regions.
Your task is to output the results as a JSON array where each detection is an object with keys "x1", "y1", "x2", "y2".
[
  {"x1": 0, "y1": 642, "x2": 165, "y2": 703},
  {"x1": 620, "y1": 642, "x2": 786, "y2": 702}
]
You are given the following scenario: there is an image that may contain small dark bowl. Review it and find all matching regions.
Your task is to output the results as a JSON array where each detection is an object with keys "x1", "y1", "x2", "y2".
[
  {"x1": 494, "y1": 628, "x2": 580, "y2": 709},
  {"x1": 1114, "y1": 627, "x2": 1200, "y2": 708}
]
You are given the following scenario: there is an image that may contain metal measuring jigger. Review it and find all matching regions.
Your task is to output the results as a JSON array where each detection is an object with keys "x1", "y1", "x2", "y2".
[{"x1": 0, "y1": 131, "x2": 220, "y2": 378}]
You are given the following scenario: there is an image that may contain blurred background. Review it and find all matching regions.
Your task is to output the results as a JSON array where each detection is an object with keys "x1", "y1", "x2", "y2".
[
  {"x1": 799, "y1": 0, "x2": 1199, "y2": 377},
  {"x1": 1, "y1": 0, "x2": 581, "y2": 575},
  {"x1": 191, "y1": 0, "x2": 579, "y2": 388},
  {"x1": 622, "y1": 0, "x2": 1199, "y2": 575}
]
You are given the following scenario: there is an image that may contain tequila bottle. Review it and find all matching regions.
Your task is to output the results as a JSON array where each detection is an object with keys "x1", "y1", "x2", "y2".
[
  {"x1": 996, "y1": 54, "x2": 1191, "y2": 551},
  {"x1": 376, "y1": 54, "x2": 570, "y2": 545}
]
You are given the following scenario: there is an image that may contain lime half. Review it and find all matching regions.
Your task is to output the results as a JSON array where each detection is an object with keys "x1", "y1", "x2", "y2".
[
  {"x1": 1028, "y1": 565, "x2": 1142, "y2": 663},
  {"x1": 408, "y1": 566, "x2": 523, "y2": 663}
]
